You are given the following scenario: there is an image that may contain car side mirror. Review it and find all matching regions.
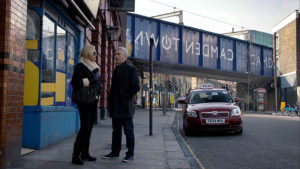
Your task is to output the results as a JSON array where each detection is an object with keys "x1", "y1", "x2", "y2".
[{"x1": 177, "y1": 97, "x2": 187, "y2": 104}]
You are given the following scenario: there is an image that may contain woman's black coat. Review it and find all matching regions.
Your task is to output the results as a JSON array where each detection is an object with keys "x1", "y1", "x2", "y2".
[
  {"x1": 108, "y1": 61, "x2": 140, "y2": 119},
  {"x1": 71, "y1": 63, "x2": 102, "y2": 103}
]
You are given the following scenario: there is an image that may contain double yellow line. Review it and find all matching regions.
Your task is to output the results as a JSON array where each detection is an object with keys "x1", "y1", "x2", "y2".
[{"x1": 176, "y1": 111, "x2": 206, "y2": 169}]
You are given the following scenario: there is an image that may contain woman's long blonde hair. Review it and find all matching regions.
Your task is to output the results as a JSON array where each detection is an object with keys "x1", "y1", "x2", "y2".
[{"x1": 80, "y1": 44, "x2": 96, "y2": 60}]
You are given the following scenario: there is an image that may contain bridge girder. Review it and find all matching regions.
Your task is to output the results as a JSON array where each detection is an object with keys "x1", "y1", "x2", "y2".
[{"x1": 130, "y1": 58, "x2": 273, "y2": 85}]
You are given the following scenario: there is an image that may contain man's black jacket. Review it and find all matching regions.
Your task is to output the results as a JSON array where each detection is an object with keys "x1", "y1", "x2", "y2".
[{"x1": 108, "y1": 61, "x2": 140, "y2": 118}]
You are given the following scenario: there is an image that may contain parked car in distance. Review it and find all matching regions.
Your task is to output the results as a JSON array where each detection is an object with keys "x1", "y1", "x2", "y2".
[{"x1": 178, "y1": 84, "x2": 243, "y2": 135}]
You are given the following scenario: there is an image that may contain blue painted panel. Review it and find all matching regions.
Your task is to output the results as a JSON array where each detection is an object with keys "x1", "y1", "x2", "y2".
[
  {"x1": 160, "y1": 23, "x2": 179, "y2": 64},
  {"x1": 179, "y1": 26, "x2": 183, "y2": 64},
  {"x1": 203, "y1": 33, "x2": 218, "y2": 69},
  {"x1": 39, "y1": 111, "x2": 77, "y2": 148},
  {"x1": 22, "y1": 112, "x2": 41, "y2": 149},
  {"x1": 134, "y1": 17, "x2": 158, "y2": 60},
  {"x1": 236, "y1": 42, "x2": 248, "y2": 73},
  {"x1": 263, "y1": 48, "x2": 274, "y2": 77},
  {"x1": 22, "y1": 109, "x2": 79, "y2": 149},
  {"x1": 260, "y1": 47, "x2": 264, "y2": 75},
  {"x1": 126, "y1": 15, "x2": 134, "y2": 57},
  {"x1": 220, "y1": 38, "x2": 234, "y2": 71},
  {"x1": 233, "y1": 41, "x2": 237, "y2": 71},
  {"x1": 182, "y1": 28, "x2": 199, "y2": 66},
  {"x1": 250, "y1": 45, "x2": 261, "y2": 75}
]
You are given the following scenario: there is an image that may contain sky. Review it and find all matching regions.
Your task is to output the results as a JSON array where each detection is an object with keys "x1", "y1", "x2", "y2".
[{"x1": 132, "y1": 0, "x2": 299, "y2": 34}]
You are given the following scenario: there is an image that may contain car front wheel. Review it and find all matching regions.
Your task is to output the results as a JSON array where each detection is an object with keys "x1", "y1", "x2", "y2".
[
  {"x1": 234, "y1": 128, "x2": 243, "y2": 135},
  {"x1": 184, "y1": 128, "x2": 193, "y2": 136}
]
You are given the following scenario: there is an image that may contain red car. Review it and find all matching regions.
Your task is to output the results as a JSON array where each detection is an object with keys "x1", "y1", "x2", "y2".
[{"x1": 178, "y1": 87, "x2": 243, "y2": 135}]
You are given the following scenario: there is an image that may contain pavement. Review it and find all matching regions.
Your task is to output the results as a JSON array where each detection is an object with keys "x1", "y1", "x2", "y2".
[
  {"x1": 245, "y1": 110, "x2": 300, "y2": 116},
  {"x1": 9, "y1": 109, "x2": 193, "y2": 169}
]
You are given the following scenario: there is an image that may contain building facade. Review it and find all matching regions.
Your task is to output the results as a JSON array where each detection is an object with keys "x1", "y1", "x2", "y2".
[
  {"x1": 224, "y1": 30, "x2": 273, "y2": 48},
  {"x1": 0, "y1": 0, "x2": 124, "y2": 168},
  {"x1": 273, "y1": 10, "x2": 300, "y2": 108}
]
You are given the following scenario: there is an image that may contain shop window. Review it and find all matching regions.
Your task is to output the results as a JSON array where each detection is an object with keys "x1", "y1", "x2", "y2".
[
  {"x1": 27, "y1": 8, "x2": 80, "y2": 106},
  {"x1": 41, "y1": 15, "x2": 55, "y2": 105},
  {"x1": 26, "y1": 9, "x2": 41, "y2": 63},
  {"x1": 56, "y1": 26, "x2": 66, "y2": 72},
  {"x1": 66, "y1": 34, "x2": 76, "y2": 106},
  {"x1": 26, "y1": 9, "x2": 40, "y2": 40},
  {"x1": 56, "y1": 26, "x2": 67, "y2": 105},
  {"x1": 24, "y1": 9, "x2": 41, "y2": 106},
  {"x1": 42, "y1": 15, "x2": 55, "y2": 83}
]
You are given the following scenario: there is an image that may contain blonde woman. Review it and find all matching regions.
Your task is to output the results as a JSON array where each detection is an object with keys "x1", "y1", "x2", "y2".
[{"x1": 71, "y1": 44, "x2": 102, "y2": 165}]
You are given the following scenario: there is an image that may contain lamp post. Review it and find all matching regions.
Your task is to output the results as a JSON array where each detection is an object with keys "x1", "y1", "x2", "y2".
[
  {"x1": 106, "y1": 25, "x2": 121, "y2": 41},
  {"x1": 246, "y1": 72, "x2": 250, "y2": 112},
  {"x1": 149, "y1": 38, "x2": 154, "y2": 136}
]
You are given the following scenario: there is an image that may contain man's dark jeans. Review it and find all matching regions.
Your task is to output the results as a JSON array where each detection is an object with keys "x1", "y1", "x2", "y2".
[{"x1": 111, "y1": 118, "x2": 135, "y2": 156}]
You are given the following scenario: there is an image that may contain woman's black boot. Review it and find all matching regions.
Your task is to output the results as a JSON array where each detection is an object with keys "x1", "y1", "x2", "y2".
[
  {"x1": 81, "y1": 152, "x2": 97, "y2": 161},
  {"x1": 72, "y1": 144, "x2": 84, "y2": 165},
  {"x1": 72, "y1": 154, "x2": 84, "y2": 165},
  {"x1": 81, "y1": 143, "x2": 97, "y2": 161}
]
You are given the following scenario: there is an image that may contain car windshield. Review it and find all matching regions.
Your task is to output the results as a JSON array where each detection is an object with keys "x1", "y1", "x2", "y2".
[{"x1": 189, "y1": 90, "x2": 233, "y2": 104}]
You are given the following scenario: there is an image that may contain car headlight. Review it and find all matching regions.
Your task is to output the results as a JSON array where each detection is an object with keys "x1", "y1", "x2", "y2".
[
  {"x1": 232, "y1": 108, "x2": 241, "y2": 116},
  {"x1": 187, "y1": 110, "x2": 197, "y2": 117}
]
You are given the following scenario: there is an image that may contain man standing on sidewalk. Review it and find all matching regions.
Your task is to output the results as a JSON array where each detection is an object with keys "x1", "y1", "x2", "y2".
[{"x1": 103, "y1": 47, "x2": 140, "y2": 162}]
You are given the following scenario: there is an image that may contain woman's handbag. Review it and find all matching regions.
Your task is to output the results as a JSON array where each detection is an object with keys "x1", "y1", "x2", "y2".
[{"x1": 72, "y1": 83, "x2": 97, "y2": 103}]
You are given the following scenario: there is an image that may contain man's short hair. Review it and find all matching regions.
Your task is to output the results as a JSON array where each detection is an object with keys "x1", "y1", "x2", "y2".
[{"x1": 116, "y1": 47, "x2": 128, "y2": 57}]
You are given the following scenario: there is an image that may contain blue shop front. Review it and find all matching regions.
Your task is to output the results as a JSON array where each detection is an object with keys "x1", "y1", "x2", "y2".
[{"x1": 23, "y1": 0, "x2": 98, "y2": 149}]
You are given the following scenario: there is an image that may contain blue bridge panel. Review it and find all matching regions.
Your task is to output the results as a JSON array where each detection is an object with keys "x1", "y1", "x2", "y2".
[
  {"x1": 203, "y1": 33, "x2": 218, "y2": 69},
  {"x1": 126, "y1": 13, "x2": 274, "y2": 78},
  {"x1": 236, "y1": 42, "x2": 248, "y2": 73},
  {"x1": 126, "y1": 15, "x2": 134, "y2": 57},
  {"x1": 160, "y1": 23, "x2": 179, "y2": 64},
  {"x1": 182, "y1": 28, "x2": 200, "y2": 67},
  {"x1": 220, "y1": 37, "x2": 234, "y2": 71},
  {"x1": 250, "y1": 45, "x2": 262, "y2": 76},
  {"x1": 132, "y1": 16, "x2": 159, "y2": 60},
  {"x1": 263, "y1": 49, "x2": 274, "y2": 77}
]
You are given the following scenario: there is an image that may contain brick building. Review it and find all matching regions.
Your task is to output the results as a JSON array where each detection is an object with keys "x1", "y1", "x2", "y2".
[
  {"x1": 0, "y1": 0, "x2": 125, "y2": 168},
  {"x1": 273, "y1": 10, "x2": 300, "y2": 108}
]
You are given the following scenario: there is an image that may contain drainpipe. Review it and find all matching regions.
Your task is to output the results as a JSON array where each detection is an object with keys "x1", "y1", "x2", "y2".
[{"x1": 273, "y1": 32, "x2": 278, "y2": 113}]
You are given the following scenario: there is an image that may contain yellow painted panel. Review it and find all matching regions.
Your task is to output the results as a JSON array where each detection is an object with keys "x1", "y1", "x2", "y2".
[
  {"x1": 24, "y1": 61, "x2": 39, "y2": 105},
  {"x1": 26, "y1": 40, "x2": 38, "y2": 49},
  {"x1": 170, "y1": 94, "x2": 174, "y2": 104},
  {"x1": 56, "y1": 72, "x2": 66, "y2": 102},
  {"x1": 58, "y1": 50, "x2": 65, "y2": 61},
  {"x1": 126, "y1": 40, "x2": 133, "y2": 57},
  {"x1": 68, "y1": 58, "x2": 74, "y2": 65},
  {"x1": 41, "y1": 97, "x2": 54, "y2": 106},
  {"x1": 41, "y1": 83, "x2": 56, "y2": 92},
  {"x1": 280, "y1": 102, "x2": 286, "y2": 111}
]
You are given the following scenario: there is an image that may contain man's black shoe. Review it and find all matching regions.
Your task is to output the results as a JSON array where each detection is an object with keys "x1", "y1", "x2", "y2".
[
  {"x1": 102, "y1": 152, "x2": 119, "y2": 159},
  {"x1": 122, "y1": 155, "x2": 134, "y2": 163}
]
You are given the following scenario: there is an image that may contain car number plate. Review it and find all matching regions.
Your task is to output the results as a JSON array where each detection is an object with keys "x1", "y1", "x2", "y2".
[{"x1": 206, "y1": 119, "x2": 225, "y2": 124}]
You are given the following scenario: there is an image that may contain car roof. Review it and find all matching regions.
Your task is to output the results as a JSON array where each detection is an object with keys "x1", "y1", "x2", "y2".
[{"x1": 191, "y1": 88, "x2": 227, "y2": 92}]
